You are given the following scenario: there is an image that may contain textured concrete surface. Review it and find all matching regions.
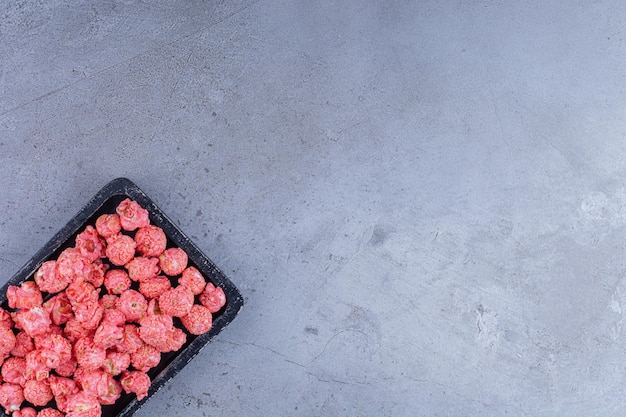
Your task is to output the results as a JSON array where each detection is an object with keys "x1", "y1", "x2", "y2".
[{"x1": 2, "y1": 0, "x2": 626, "y2": 415}]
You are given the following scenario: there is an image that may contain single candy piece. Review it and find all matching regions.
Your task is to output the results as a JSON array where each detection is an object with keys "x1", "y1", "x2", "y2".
[
  {"x1": 115, "y1": 324, "x2": 143, "y2": 354},
  {"x1": 134, "y1": 225, "x2": 167, "y2": 257},
  {"x1": 75, "y1": 226, "x2": 106, "y2": 262},
  {"x1": 79, "y1": 369, "x2": 109, "y2": 399},
  {"x1": 138, "y1": 315, "x2": 174, "y2": 351},
  {"x1": 97, "y1": 374, "x2": 122, "y2": 405},
  {"x1": 43, "y1": 292, "x2": 73, "y2": 326},
  {"x1": 117, "y1": 290, "x2": 147, "y2": 322},
  {"x1": 0, "y1": 327, "x2": 16, "y2": 357},
  {"x1": 102, "y1": 351, "x2": 130, "y2": 376},
  {"x1": 179, "y1": 267, "x2": 206, "y2": 295},
  {"x1": 49, "y1": 375, "x2": 79, "y2": 402},
  {"x1": 7, "y1": 282, "x2": 43, "y2": 310},
  {"x1": 13, "y1": 406, "x2": 37, "y2": 417},
  {"x1": 120, "y1": 371, "x2": 150, "y2": 400},
  {"x1": 23, "y1": 379, "x2": 53, "y2": 407},
  {"x1": 24, "y1": 350, "x2": 50, "y2": 381},
  {"x1": 125, "y1": 257, "x2": 160, "y2": 283},
  {"x1": 105, "y1": 234, "x2": 136, "y2": 267},
  {"x1": 1, "y1": 357, "x2": 27, "y2": 386},
  {"x1": 158, "y1": 286, "x2": 194, "y2": 317},
  {"x1": 0, "y1": 383, "x2": 24, "y2": 413},
  {"x1": 99, "y1": 294, "x2": 119, "y2": 310},
  {"x1": 158, "y1": 248, "x2": 188, "y2": 276},
  {"x1": 63, "y1": 318, "x2": 94, "y2": 344},
  {"x1": 116, "y1": 199, "x2": 150, "y2": 231},
  {"x1": 85, "y1": 260, "x2": 108, "y2": 288},
  {"x1": 180, "y1": 304, "x2": 213, "y2": 335},
  {"x1": 95, "y1": 214, "x2": 121, "y2": 239},
  {"x1": 103, "y1": 269, "x2": 131, "y2": 295},
  {"x1": 10, "y1": 332, "x2": 34, "y2": 358},
  {"x1": 14, "y1": 308, "x2": 51, "y2": 338},
  {"x1": 54, "y1": 357, "x2": 78, "y2": 378},
  {"x1": 34, "y1": 261, "x2": 69, "y2": 294},
  {"x1": 65, "y1": 390, "x2": 101, "y2": 417},
  {"x1": 73, "y1": 337, "x2": 106, "y2": 371},
  {"x1": 37, "y1": 408, "x2": 64, "y2": 417},
  {"x1": 0, "y1": 308, "x2": 12, "y2": 330},
  {"x1": 35, "y1": 334, "x2": 72, "y2": 369},
  {"x1": 56, "y1": 248, "x2": 92, "y2": 284},
  {"x1": 93, "y1": 318, "x2": 124, "y2": 349},
  {"x1": 138, "y1": 276, "x2": 171, "y2": 300},
  {"x1": 199, "y1": 282, "x2": 227, "y2": 313},
  {"x1": 131, "y1": 344, "x2": 160, "y2": 372}
]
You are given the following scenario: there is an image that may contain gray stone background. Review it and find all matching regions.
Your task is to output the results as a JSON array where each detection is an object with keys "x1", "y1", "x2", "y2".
[{"x1": 1, "y1": 1, "x2": 626, "y2": 416}]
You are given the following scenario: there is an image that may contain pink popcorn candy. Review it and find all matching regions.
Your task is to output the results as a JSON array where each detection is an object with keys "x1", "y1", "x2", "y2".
[
  {"x1": 138, "y1": 276, "x2": 171, "y2": 300},
  {"x1": 75, "y1": 226, "x2": 106, "y2": 262},
  {"x1": 105, "y1": 234, "x2": 136, "y2": 267},
  {"x1": 48, "y1": 375, "x2": 79, "y2": 404},
  {"x1": 0, "y1": 383, "x2": 24, "y2": 413},
  {"x1": 158, "y1": 286, "x2": 194, "y2": 317},
  {"x1": 125, "y1": 257, "x2": 160, "y2": 283},
  {"x1": 0, "y1": 308, "x2": 12, "y2": 330},
  {"x1": 0, "y1": 327, "x2": 16, "y2": 357},
  {"x1": 35, "y1": 334, "x2": 72, "y2": 369},
  {"x1": 79, "y1": 369, "x2": 109, "y2": 398},
  {"x1": 180, "y1": 304, "x2": 213, "y2": 336},
  {"x1": 7, "y1": 281, "x2": 43, "y2": 310},
  {"x1": 165, "y1": 327, "x2": 186, "y2": 352},
  {"x1": 116, "y1": 199, "x2": 150, "y2": 231},
  {"x1": 120, "y1": 370, "x2": 150, "y2": 401},
  {"x1": 56, "y1": 248, "x2": 92, "y2": 284},
  {"x1": 34, "y1": 261, "x2": 69, "y2": 294},
  {"x1": 24, "y1": 350, "x2": 50, "y2": 381},
  {"x1": 97, "y1": 375, "x2": 122, "y2": 406},
  {"x1": 63, "y1": 318, "x2": 94, "y2": 344},
  {"x1": 179, "y1": 267, "x2": 206, "y2": 295},
  {"x1": 95, "y1": 214, "x2": 121, "y2": 239},
  {"x1": 115, "y1": 324, "x2": 143, "y2": 354},
  {"x1": 14, "y1": 308, "x2": 51, "y2": 338},
  {"x1": 102, "y1": 351, "x2": 130, "y2": 376},
  {"x1": 158, "y1": 248, "x2": 188, "y2": 276},
  {"x1": 134, "y1": 225, "x2": 167, "y2": 257},
  {"x1": 93, "y1": 319, "x2": 124, "y2": 349},
  {"x1": 85, "y1": 260, "x2": 107, "y2": 288},
  {"x1": 199, "y1": 282, "x2": 227, "y2": 313},
  {"x1": 42, "y1": 293, "x2": 73, "y2": 326},
  {"x1": 117, "y1": 290, "x2": 147, "y2": 322},
  {"x1": 10, "y1": 332, "x2": 34, "y2": 358},
  {"x1": 65, "y1": 390, "x2": 101, "y2": 417},
  {"x1": 138, "y1": 315, "x2": 173, "y2": 351},
  {"x1": 23, "y1": 379, "x2": 53, "y2": 407},
  {"x1": 13, "y1": 406, "x2": 37, "y2": 417},
  {"x1": 37, "y1": 408, "x2": 64, "y2": 417},
  {"x1": 130, "y1": 344, "x2": 160, "y2": 372},
  {"x1": 54, "y1": 357, "x2": 77, "y2": 378},
  {"x1": 99, "y1": 294, "x2": 119, "y2": 310},
  {"x1": 103, "y1": 269, "x2": 131, "y2": 295},
  {"x1": 101, "y1": 308, "x2": 126, "y2": 327},
  {"x1": 73, "y1": 337, "x2": 105, "y2": 371},
  {"x1": 1, "y1": 357, "x2": 27, "y2": 386}
]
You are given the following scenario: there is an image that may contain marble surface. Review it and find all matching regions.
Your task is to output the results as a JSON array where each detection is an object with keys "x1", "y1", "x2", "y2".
[{"x1": 2, "y1": 1, "x2": 626, "y2": 415}]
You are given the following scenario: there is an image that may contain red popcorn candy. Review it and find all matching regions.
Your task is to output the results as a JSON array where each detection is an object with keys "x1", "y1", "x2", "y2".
[
  {"x1": 7, "y1": 282, "x2": 43, "y2": 310},
  {"x1": 2, "y1": 357, "x2": 27, "y2": 386},
  {"x1": 25, "y1": 350, "x2": 50, "y2": 381},
  {"x1": 116, "y1": 199, "x2": 150, "y2": 232},
  {"x1": 158, "y1": 248, "x2": 188, "y2": 276},
  {"x1": 105, "y1": 234, "x2": 136, "y2": 267},
  {"x1": 158, "y1": 286, "x2": 194, "y2": 317},
  {"x1": 199, "y1": 282, "x2": 227, "y2": 313},
  {"x1": 75, "y1": 226, "x2": 106, "y2": 262},
  {"x1": 115, "y1": 325, "x2": 143, "y2": 354},
  {"x1": 103, "y1": 269, "x2": 130, "y2": 295},
  {"x1": 37, "y1": 408, "x2": 64, "y2": 417},
  {"x1": 180, "y1": 304, "x2": 213, "y2": 335},
  {"x1": 56, "y1": 248, "x2": 92, "y2": 284},
  {"x1": 13, "y1": 406, "x2": 37, "y2": 417},
  {"x1": 130, "y1": 344, "x2": 160, "y2": 372},
  {"x1": 23, "y1": 379, "x2": 53, "y2": 406},
  {"x1": 0, "y1": 308, "x2": 12, "y2": 330},
  {"x1": 73, "y1": 338, "x2": 105, "y2": 371},
  {"x1": 117, "y1": 290, "x2": 147, "y2": 322},
  {"x1": 99, "y1": 294, "x2": 119, "y2": 310},
  {"x1": 134, "y1": 225, "x2": 167, "y2": 257},
  {"x1": 35, "y1": 334, "x2": 72, "y2": 369},
  {"x1": 0, "y1": 327, "x2": 16, "y2": 357},
  {"x1": 65, "y1": 390, "x2": 101, "y2": 417},
  {"x1": 102, "y1": 351, "x2": 130, "y2": 376},
  {"x1": 125, "y1": 257, "x2": 159, "y2": 283},
  {"x1": 95, "y1": 214, "x2": 121, "y2": 239},
  {"x1": 179, "y1": 267, "x2": 206, "y2": 295},
  {"x1": 10, "y1": 332, "x2": 34, "y2": 358},
  {"x1": 14, "y1": 308, "x2": 51, "y2": 338},
  {"x1": 0, "y1": 383, "x2": 24, "y2": 413},
  {"x1": 34, "y1": 261, "x2": 68, "y2": 294},
  {"x1": 43, "y1": 293, "x2": 73, "y2": 326},
  {"x1": 120, "y1": 370, "x2": 150, "y2": 401},
  {"x1": 138, "y1": 276, "x2": 171, "y2": 300}
]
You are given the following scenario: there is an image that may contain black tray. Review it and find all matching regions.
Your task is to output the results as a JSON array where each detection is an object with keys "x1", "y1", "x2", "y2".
[{"x1": 0, "y1": 178, "x2": 243, "y2": 417}]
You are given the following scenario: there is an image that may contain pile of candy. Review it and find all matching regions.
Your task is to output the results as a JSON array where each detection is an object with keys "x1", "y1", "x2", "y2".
[{"x1": 0, "y1": 199, "x2": 226, "y2": 417}]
